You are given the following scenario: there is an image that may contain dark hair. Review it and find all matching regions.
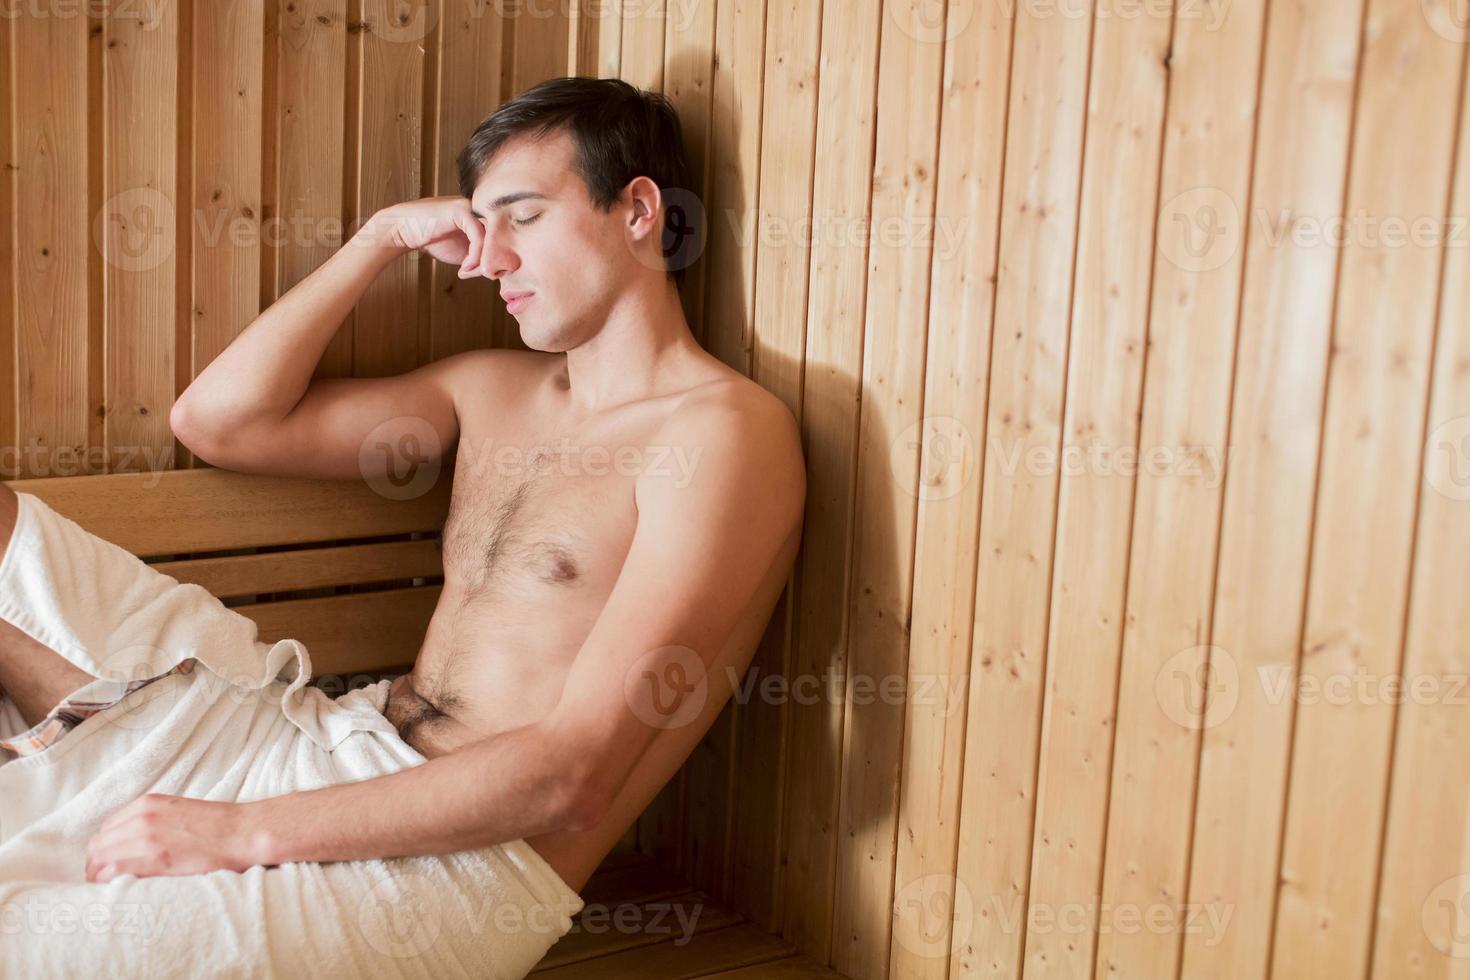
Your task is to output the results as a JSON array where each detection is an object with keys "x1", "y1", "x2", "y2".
[{"x1": 456, "y1": 76, "x2": 699, "y2": 286}]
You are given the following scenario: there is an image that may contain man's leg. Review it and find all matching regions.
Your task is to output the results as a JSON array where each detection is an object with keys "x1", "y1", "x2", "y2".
[{"x1": 0, "y1": 483, "x2": 95, "y2": 728}]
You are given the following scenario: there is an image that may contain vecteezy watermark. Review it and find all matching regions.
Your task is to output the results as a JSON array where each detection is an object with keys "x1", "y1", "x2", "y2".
[
  {"x1": 726, "y1": 664, "x2": 968, "y2": 715},
  {"x1": 1425, "y1": 415, "x2": 1470, "y2": 501},
  {"x1": 0, "y1": 440, "x2": 176, "y2": 483},
  {"x1": 1255, "y1": 208, "x2": 1470, "y2": 251},
  {"x1": 452, "y1": 434, "x2": 706, "y2": 488},
  {"x1": 538, "y1": 896, "x2": 704, "y2": 946},
  {"x1": 94, "y1": 188, "x2": 176, "y2": 274},
  {"x1": 0, "y1": 895, "x2": 171, "y2": 943},
  {"x1": 987, "y1": 436, "x2": 1229, "y2": 488},
  {"x1": 1424, "y1": 873, "x2": 1470, "y2": 958},
  {"x1": 888, "y1": 0, "x2": 977, "y2": 45},
  {"x1": 891, "y1": 874, "x2": 1233, "y2": 959},
  {"x1": 1155, "y1": 644, "x2": 1470, "y2": 730},
  {"x1": 992, "y1": 0, "x2": 1231, "y2": 29},
  {"x1": 357, "y1": 871, "x2": 444, "y2": 958},
  {"x1": 1424, "y1": 0, "x2": 1470, "y2": 44},
  {"x1": 715, "y1": 207, "x2": 972, "y2": 263},
  {"x1": 623, "y1": 645, "x2": 709, "y2": 730},
  {"x1": 1157, "y1": 186, "x2": 1242, "y2": 273},
  {"x1": 891, "y1": 416, "x2": 978, "y2": 502},
  {"x1": 1156, "y1": 645, "x2": 1239, "y2": 731},
  {"x1": 0, "y1": 0, "x2": 165, "y2": 28},
  {"x1": 358, "y1": 416, "x2": 445, "y2": 501}
]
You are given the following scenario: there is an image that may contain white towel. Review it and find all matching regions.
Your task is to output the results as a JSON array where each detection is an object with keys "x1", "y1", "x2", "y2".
[{"x1": 0, "y1": 489, "x2": 585, "y2": 978}]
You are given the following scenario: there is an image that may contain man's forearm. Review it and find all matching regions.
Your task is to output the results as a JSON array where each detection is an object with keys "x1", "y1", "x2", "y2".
[
  {"x1": 242, "y1": 721, "x2": 595, "y2": 867},
  {"x1": 172, "y1": 218, "x2": 408, "y2": 435}
]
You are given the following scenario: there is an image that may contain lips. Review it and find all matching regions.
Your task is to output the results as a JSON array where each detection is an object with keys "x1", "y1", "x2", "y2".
[{"x1": 501, "y1": 291, "x2": 534, "y2": 314}]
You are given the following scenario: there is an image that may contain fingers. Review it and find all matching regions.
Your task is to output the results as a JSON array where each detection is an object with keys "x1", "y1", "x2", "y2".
[{"x1": 455, "y1": 204, "x2": 485, "y2": 278}]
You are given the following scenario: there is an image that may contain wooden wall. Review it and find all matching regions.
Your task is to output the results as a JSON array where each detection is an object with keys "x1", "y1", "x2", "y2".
[{"x1": 4, "y1": 1, "x2": 1470, "y2": 978}]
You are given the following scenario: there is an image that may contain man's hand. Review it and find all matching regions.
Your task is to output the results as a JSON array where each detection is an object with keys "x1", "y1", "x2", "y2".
[
  {"x1": 84, "y1": 793, "x2": 270, "y2": 882},
  {"x1": 360, "y1": 196, "x2": 486, "y2": 277}
]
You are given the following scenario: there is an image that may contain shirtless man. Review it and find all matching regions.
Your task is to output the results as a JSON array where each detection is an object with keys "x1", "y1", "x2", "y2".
[{"x1": 0, "y1": 78, "x2": 805, "y2": 896}]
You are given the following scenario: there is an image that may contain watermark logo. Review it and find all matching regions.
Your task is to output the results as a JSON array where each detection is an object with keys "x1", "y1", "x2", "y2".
[
  {"x1": 95, "y1": 187, "x2": 175, "y2": 273},
  {"x1": 889, "y1": 0, "x2": 976, "y2": 45},
  {"x1": 893, "y1": 874, "x2": 974, "y2": 959},
  {"x1": 358, "y1": 416, "x2": 444, "y2": 501},
  {"x1": 1425, "y1": 415, "x2": 1470, "y2": 501},
  {"x1": 1155, "y1": 645, "x2": 1238, "y2": 731},
  {"x1": 1157, "y1": 186, "x2": 1240, "y2": 273},
  {"x1": 358, "y1": 871, "x2": 443, "y2": 958},
  {"x1": 363, "y1": 0, "x2": 438, "y2": 42},
  {"x1": 891, "y1": 415, "x2": 977, "y2": 501},
  {"x1": 1424, "y1": 0, "x2": 1470, "y2": 43},
  {"x1": 624, "y1": 645, "x2": 708, "y2": 730},
  {"x1": 1423, "y1": 873, "x2": 1470, "y2": 958}
]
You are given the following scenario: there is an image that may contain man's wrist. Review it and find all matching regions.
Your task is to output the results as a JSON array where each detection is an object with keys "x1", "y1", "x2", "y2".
[
  {"x1": 350, "y1": 211, "x2": 410, "y2": 257},
  {"x1": 236, "y1": 799, "x2": 283, "y2": 868}
]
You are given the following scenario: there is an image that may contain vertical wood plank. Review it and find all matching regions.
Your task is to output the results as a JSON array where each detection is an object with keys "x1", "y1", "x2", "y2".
[
  {"x1": 725, "y1": 0, "x2": 821, "y2": 933},
  {"x1": 1092, "y1": 0, "x2": 1268, "y2": 977},
  {"x1": 102, "y1": 0, "x2": 179, "y2": 473},
  {"x1": 778, "y1": 0, "x2": 882, "y2": 963},
  {"x1": 0, "y1": 8, "x2": 15, "y2": 479},
  {"x1": 887, "y1": 2, "x2": 1015, "y2": 978},
  {"x1": 1016, "y1": 3, "x2": 1169, "y2": 977},
  {"x1": 663, "y1": 0, "x2": 715, "y2": 342},
  {"x1": 1270, "y1": 2, "x2": 1467, "y2": 974},
  {"x1": 1179, "y1": 0, "x2": 1365, "y2": 975},
  {"x1": 621, "y1": 0, "x2": 666, "y2": 90},
  {"x1": 12, "y1": 12, "x2": 90, "y2": 480},
  {"x1": 430, "y1": 0, "x2": 506, "y2": 359},
  {"x1": 275, "y1": 0, "x2": 352, "y2": 378},
  {"x1": 351, "y1": 0, "x2": 430, "y2": 377},
  {"x1": 1369, "y1": 44, "x2": 1470, "y2": 978},
  {"x1": 678, "y1": 0, "x2": 766, "y2": 903},
  {"x1": 191, "y1": 0, "x2": 264, "y2": 384},
  {"x1": 829, "y1": 0, "x2": 947, "y2": 973}
]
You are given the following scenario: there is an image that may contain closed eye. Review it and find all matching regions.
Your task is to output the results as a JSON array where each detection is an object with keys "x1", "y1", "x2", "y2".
[{"x1": 512, "y1": 213, "x2": 542, "y2": 228}]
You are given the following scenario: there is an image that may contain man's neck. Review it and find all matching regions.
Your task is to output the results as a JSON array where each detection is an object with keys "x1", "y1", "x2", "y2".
[{"x1": 563, "y1": 280, "x2": 704, "y2": 416}]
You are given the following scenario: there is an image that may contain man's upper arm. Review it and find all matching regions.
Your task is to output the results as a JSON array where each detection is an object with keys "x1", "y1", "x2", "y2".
[
  {"x1": 547, "y1": 391, "x2": 807, "y2": 823},
  {"x1": 176, "y1": 348, "x2": 506, "y2": 481}
]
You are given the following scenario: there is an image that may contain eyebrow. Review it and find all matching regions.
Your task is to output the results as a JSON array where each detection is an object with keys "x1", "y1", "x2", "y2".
[{"x1": 470, "y1": 192, "x2": 550, "y2": 218}]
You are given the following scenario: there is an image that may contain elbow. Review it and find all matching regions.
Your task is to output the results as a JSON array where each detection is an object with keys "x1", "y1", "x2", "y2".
[{"x1": 561, "y1": 778, "x2": 609, "y2": 834}]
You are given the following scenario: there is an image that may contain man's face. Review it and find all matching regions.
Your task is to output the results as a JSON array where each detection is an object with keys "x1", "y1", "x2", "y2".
[{"x1": 466, "y1": 129, "x2": 633, "y2": 352}]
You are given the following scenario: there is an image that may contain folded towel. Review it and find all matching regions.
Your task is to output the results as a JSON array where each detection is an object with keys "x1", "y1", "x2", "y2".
[{"x1": 0, "y1": 489, "x2": 584, "y2": 978}]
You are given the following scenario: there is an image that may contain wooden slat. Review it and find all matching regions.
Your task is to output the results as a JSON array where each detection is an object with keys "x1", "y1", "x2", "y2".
[
  {"x1": 153, "y1": 538, "x2": 443, "y2": 597},
  {"x1": 510, "y1": 0, "x2": 572, "y2": 95},
  {"x1": 430, "y1": 0, "x2": 506, "y2": 359},
  {"x1": 678, "y1": 0, "x2": 767, "y2": 903},
  {"x1": 725, "y1": 0, "x2": 820, "y2": 933},
  {"x1": 2, "y1": 468, "x2": 451, "y2": 556},
  {"x1": 13, "y1": 12, "x2": 89, "y2": 482},
  {"x1": 1013, "y1": 3, "x2": 1167, "y2": 979},
  {"x1": 352, "y1": 0, "x2": 429, "y2": 376},
  {"x1": 702, "y1": 958, "x2": 847, "y2": 979},
  {"x1": 663, "y1": 0, "x2": 716, "y2": 342},
  {"x1": 778, "y1": 0, "x2": 881, "y2": 963},
  {"x1": 274, "y1": 0, "x2": 352, "y2": 377},
  {"x1": 532, "y1": 923, "x2": 795, "y2": 979},
  {"x1": 0, "y1": 3, "x2": 14, "y2": 478},
  {"x1": 579, "y1": 855, "x2": 698, "y2": 909},
  {"x1": 1093, "y1": 1, "x2": 1269, "y2": 977},
  {"x1": 239, "y1": 585, "x2": 441, "y2": 676},
  {"x1": 1270, "y1": 2, "x2": 1466, "y2": 975},
  {"x1": 1179, "y1": 0, "x2": 1365, "y2": 975},
  {"x1": 191, "y1": 0, "x2": 264, "y2": 392},
  {"x1": 620, "y1": 0, "x2": 666, "y2": 91},
  {"x1": 1369, "y1": 45, "x2": 1470, "y2": 976},
  {"x1": 102, "y1": 1, "x2": 179, "y2": 473},
  {"x1": 829, "y1": 0, "x2": 948, "y2": 973},
  {"x1": 946, "y1": 1, "x2": 1094, "y2": 977}
]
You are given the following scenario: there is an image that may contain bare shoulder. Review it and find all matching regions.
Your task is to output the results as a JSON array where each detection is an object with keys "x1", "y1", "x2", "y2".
[
  {"x1": 430, "y1": 347, "x2": 562, "y2": 408},
  {"x1": 653, "y1": 375, "x2": 807, "y2": 529}
]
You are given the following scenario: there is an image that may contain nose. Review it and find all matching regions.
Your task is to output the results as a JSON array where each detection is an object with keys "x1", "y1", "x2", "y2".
[{"x1": 477, "y1": 230, "x2": 520, "y2": 281}]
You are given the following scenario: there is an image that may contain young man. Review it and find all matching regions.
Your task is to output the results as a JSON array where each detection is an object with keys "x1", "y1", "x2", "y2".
[{"x1": 0, "y1": 77, "x2": 806, "y2": 899}]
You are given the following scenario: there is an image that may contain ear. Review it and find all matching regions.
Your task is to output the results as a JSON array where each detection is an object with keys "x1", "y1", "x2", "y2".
[{"x1": 624, "y1": 176, "x2": 663, "y2": 244}]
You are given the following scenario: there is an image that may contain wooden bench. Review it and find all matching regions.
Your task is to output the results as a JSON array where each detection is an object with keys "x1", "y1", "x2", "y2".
[{"x1": 3, "y1": 468, "x2": 845, "y2": 979}]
